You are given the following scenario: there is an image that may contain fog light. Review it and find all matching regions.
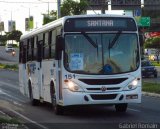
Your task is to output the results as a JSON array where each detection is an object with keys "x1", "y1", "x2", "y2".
[{"x1": 126, "y1": 94, "x2": 138, "y2": 99}]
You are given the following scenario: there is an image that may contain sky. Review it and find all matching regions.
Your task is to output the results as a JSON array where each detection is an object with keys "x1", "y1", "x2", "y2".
[
  {"x1": 0, "y1": 0, "x2": 143, "y2": 34},
  {"x1": 0, "y1": 0, "x2": 57, "y2": 34}
]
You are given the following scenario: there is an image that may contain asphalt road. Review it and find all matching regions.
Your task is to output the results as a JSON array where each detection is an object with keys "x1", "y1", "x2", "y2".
[
  {"x1": 0, "y1": 70, "x2": 160, "y2": 129},
  {"x1": 0, "y1": 46, "x2": 19, "y2": 64}
]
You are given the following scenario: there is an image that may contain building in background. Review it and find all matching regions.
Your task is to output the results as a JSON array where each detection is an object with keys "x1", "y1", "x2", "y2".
[{"x1": 8, "y1": 20, "x2": 16, "y2": 32}]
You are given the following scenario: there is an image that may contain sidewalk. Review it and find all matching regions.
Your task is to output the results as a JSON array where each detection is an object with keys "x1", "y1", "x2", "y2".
[{"x1": 142, "y1": 92, "x2": 160, "y2": 98}]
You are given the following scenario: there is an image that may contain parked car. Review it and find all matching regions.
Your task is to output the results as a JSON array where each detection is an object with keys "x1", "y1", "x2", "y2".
[
  {"x1": 141, "y1": 60, "x2": 157, "y2": 78},
  {"x1": 5, "y1": 44, "x2": 15, "y2": 52}
]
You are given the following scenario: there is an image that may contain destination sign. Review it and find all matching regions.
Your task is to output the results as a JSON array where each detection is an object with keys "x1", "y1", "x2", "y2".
[
  {"x1": 64, "y1": 17, "x2": 137, "y2": 32},
  {"x1": 84, "y1": 20, "x2": 114, "y2": 27}
]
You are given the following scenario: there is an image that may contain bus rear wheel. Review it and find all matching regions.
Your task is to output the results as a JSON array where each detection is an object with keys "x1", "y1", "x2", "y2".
[
  {"x1": 115, "y1": 103, "x2": 128, "y2": 112},
  {"x1": 28, "y1": 82, "x2": 39, "y2": 106},
  {"x1": 50, "y1": 82, "x2": 64, "y2": 115}
]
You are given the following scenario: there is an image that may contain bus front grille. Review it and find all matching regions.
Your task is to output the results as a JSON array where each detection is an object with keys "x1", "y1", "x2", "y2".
[
  {"x1": 90, "y1": 94, "x2": 117, "y2": 100},
  {"x1": 86, "y1": 87, "x2": 120, "y2": 91},
  {"x1": 79, "y1": 78, "x2": 127, "y2": 85}
]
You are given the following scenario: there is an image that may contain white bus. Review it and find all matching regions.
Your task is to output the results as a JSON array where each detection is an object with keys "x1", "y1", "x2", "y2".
[{"x1": 19, "y1": 15, "x2": 142, "y2": 115}]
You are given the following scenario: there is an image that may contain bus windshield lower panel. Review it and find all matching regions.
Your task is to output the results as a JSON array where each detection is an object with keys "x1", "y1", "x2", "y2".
[{"x1": 64, "y1": 33, "x2": 139, "y2": 75}]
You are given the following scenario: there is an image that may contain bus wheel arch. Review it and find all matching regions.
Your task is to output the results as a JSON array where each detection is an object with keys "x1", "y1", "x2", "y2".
[
  {"x1": 28, "y1": 80, "x2": 39, "y2": 106},
  {"x1": 50, "y1": 81, "x2": 64, "y2": 115}
]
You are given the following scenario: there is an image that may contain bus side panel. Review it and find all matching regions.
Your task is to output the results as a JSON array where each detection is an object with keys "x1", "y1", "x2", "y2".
[
  {"x1": 19, "y1": 64, "x2": 29, "y2": 97},
  {"x1": 19, "y1": 64, "x2": 24, "y2": 95},
  {"x1": 42, "y1": 60, "x2": 53, "y2": 103},
  {"x1": 26, "y1": 62, "x2": 40, "y2": 100}
]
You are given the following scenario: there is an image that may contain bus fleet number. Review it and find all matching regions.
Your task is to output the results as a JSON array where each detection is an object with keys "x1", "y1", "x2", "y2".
[{"x1": 65, "y1": 74, "x2": 76, "y2": 79}]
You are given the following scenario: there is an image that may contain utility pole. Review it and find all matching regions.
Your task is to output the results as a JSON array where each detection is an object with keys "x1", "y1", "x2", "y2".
[
  {"x1": 11, "y1": 10, "x2": 13, "y2": 31},
  {"x1": 101, "y1": 0, "x2": 111, "y2": 14},
  {"x1": 48, "y1": 2, "x2": 49, "y2": 16},
  {"x1": 57, "y1": 0, "x2": 61, "y2": 19},
  {"x1": 10, "y1": 10, "x2": 13, "y2": 44}
]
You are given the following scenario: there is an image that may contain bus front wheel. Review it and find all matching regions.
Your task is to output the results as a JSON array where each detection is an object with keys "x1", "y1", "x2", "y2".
[{"x1": 115, "y1": 103, "x2": 128, "y2": 112}]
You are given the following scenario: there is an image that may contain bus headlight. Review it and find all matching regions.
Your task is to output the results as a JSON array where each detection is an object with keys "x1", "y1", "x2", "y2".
[
  {"x1": 65, "y1": 80, "x2": 84, "y2": 92},
  {"x1": 123, "y1": 78, "x2": 140, "y2": 91}
]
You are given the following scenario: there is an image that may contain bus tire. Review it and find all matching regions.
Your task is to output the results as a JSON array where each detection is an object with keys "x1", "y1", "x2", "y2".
[
  {"x1": 28, "y1": 81, "x2": 39, "y2": 106},
  {"x1": 115, "y1": 103, "x2": 128, "y2": 112},
  {"x1": 50, "y1": 82, "x2": 64, "y2": 115},
  {"x1": 54, "y1": 105, "x2": 64, "y2": 115},
  {"x1": 154, "y1": 74, "x2": 157, "y2": 78}
]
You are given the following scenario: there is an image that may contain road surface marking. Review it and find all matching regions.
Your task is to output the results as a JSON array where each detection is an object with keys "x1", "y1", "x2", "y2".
[
  {"x1": 8, "y1": 108, "x2": 48, "y2": 129},
  {"x1": 13, "y1": 101, "x2": 22, "y2": 106},
  {"x1": 0, "y1": 81, "x2": 19, "y2": 90},
  {"x1": 0, "y1": 87, "x2": 25, "y2": 103},
  {"x1": 3, "y1": 92, "x2": 26, "y2": 103},
  {"x1": 0, "y1": 89, "x2": 6, "y2": 95},
  {"x1": 128, "y1": 108, "x2": 141, "y2": 112}
]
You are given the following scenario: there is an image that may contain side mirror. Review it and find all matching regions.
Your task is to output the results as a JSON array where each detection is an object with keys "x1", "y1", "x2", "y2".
[
  {"x1": 55, "y1": 35, "x2": 64, "y2": 60},
  {"x1": 37, "y1": 40, "x2": 43, "y2": 62}
]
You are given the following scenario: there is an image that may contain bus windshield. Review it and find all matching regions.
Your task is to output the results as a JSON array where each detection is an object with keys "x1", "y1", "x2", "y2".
[{"x1": 64, "y1": 33, "x2": 139, "y2": 75}]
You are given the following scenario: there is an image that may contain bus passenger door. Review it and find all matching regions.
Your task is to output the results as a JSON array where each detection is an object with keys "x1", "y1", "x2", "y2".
[
  {"x1": 19, "y1": 46, "x2": 28, "y2": 96},
  {"x1": 52, "y1": 59, "x2": 62, "y2": 102},
  {"x1": 53, "y1": 35, "x2": 64, "y2": 102}
]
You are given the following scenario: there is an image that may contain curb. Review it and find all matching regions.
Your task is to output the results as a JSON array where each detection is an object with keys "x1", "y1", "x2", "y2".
[{"x1": 142, "y1": 92, "x2": 160, "y2": 98}]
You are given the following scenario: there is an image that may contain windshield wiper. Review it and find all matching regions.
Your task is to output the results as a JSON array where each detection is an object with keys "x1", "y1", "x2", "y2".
[
  {"x1": 81, "y1": 31, "x2": 98, "y2": 48},
  {"x1": 108, "y1": 30, "x2": 122, "y2": 49},
  {"x1": 81, "y1": 31, "x2": 99, "y2": 56}
]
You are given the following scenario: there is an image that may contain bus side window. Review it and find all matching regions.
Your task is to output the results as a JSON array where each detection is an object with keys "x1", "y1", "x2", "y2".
[
  {"x1": 44, "y1": 32, "x2": 50, "y2": 59},
  {"x1": 37, "y1": 33, "x2": 44, "y2": 59},
  {"x1": 19, "y1": 41, "x2": 23, "y2": 63},
  {"x1": 48, "y1": 31, "x2": 52, "y2": 58},
  {"x1": 28, "y1": 39, "x2": 32, "y2": 61},
  {"x1": 31, "y1": 37, "x2": 34, "y2": 61},
  {"x1": 33, "y1": 36, "x2": 37, "y2": 60},
  {"x1": 22, "y1": 40, "x2": 27, "y2": 64},
  {"x1": 51, "y1": 30, "x2": 56, "y2": 58},
  {"x1": 25, "y1": 40, "x2": 29, "y2": 62}
]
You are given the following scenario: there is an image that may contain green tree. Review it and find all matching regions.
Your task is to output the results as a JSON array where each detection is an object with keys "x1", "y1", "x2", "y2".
[
  {"x1": 43, "y1": 10, "x2": 57, "y2": 25},
  {"x1": 0, "y1": 35, "x2": 7, "y2": 45},
  {"x1": 145, "y1": 37, "x2": 160, "y2": 49},
  {"x1": 61, "y1": 0, "x2": 88, "y2": 17},
  {"x1": 6, "y1": 30, "x2": 22, "y2": 42},
  {"x1": 42, "y1": 0, "x2": 88, "y2": 25}
]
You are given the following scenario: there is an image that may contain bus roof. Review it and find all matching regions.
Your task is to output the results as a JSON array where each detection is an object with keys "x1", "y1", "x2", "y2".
[{"x1": 20, "y1": 14, "x2": 136, "y2": 40}]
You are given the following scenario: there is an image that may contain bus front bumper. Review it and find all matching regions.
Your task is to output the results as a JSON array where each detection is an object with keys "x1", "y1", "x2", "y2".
[{"x1": 61, "y1": 87, "x2": 141, "y2": 106}]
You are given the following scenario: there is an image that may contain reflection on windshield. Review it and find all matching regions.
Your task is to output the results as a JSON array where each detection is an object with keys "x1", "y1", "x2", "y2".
[{"x1": 64, "y1": 33, "x2": 139, "y2": 75}]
